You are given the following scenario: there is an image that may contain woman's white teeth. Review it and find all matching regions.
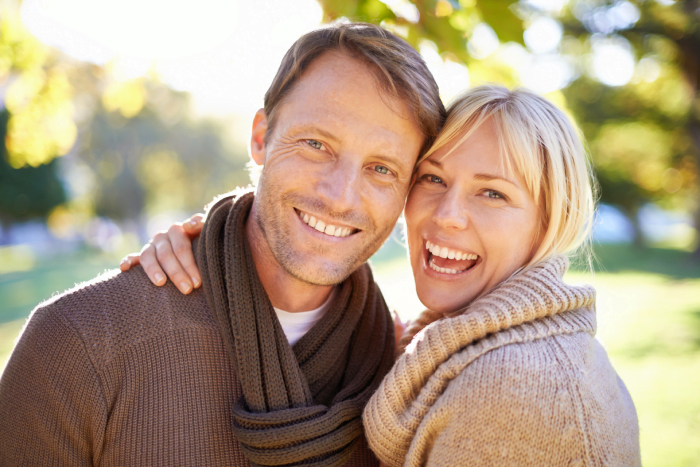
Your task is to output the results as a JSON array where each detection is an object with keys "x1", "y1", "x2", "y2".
[
  {"x1": 298, "y1": 210, "x2": 353, "y2": 238},
  {"x1": 429, "y1": 259, "x2": 460, "y2": 275},
  {"x1": 425, "y1": 241, "x2": 477, "y2": 261}
]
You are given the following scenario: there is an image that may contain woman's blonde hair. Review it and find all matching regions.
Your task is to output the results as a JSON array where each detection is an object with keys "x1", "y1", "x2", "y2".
[{"x1": 418, "y1": 85, "x2": 597, "y2": 267}]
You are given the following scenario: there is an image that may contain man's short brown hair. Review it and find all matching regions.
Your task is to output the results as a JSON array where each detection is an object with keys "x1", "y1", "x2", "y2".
[{"x1": 263, "y1": 22, "x2": 446, "y2": 156}]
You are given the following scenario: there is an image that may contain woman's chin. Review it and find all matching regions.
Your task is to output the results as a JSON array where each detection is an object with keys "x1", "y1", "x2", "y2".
[{"x1": 416, "y1": 288, "x2": 476, "y2": 316}]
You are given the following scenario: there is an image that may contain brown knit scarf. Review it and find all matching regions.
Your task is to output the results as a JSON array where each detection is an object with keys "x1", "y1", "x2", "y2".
[{"x1": 196, "y1": 191, "x2": 395, "y2": 467}]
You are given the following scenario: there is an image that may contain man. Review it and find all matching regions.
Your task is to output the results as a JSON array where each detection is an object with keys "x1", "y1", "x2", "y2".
[{"x1": 0, "y1": 23, "x2": 445, "y2": 466}]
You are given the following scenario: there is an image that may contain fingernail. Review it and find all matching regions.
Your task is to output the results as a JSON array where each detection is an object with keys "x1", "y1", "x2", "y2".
[
  {"x1": 189, "y1": 219, "x2": 198, "y2": 226},
  {"x1": 120, "y1": 258, "x2": 128, "y2": 265},
  {"x1": 180, "y1": 282, "x2": 192, "y2": 293},
  {"x1": 192, "y1": 276, "x2": 201, "y2": 288},
  {"x1": 155, "y1": 273, "x2": 165, "y2": 284}
]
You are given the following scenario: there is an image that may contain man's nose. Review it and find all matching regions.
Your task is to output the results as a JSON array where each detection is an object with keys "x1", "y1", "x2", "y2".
[
  {"x1": 317, "y1": 158, "x2": 363, "y2": 213},
  {"x1": 432, "y1": 191, "x2": 468, "y2": 230}
]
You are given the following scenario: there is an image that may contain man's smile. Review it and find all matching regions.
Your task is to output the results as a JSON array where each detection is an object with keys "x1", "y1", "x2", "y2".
[{"x1": 295, "y1": 208, "x2": 359, "y2": 238}]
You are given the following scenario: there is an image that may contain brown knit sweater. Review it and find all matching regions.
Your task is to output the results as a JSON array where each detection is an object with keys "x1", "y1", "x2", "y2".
[{"x1": 0, "y1": 266, "x2": 380, "y2": 466}]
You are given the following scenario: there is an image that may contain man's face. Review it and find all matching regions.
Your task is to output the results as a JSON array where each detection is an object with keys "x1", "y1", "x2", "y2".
[{"x1": 253, "y1": 51, "x2": 424, "y2": 286}]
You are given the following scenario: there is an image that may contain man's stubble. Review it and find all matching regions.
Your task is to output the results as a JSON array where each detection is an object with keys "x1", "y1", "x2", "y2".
[{"x1": 253, "y1": 171, "x2": 395, "y2": 286}]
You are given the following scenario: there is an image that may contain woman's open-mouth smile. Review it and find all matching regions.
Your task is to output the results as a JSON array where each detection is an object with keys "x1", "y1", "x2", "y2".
[{"x1": 423, "y1": 239, "x2": 481, "y2": 279}]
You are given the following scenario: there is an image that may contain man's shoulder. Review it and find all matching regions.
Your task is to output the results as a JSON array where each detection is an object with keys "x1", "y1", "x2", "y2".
[{"x1": 28, "y1": 266, "x2": 215, "y2": 367}]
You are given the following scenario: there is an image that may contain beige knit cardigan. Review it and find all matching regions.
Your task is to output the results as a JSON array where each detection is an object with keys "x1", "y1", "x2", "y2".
[{"x1": 363, "y1": 257, "x2": 641, "y2": 467}]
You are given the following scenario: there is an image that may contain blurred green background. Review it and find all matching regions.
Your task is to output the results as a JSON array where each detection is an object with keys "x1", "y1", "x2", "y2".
[{"x1": 0, "y1": 0, "x2": 699, "y2": 464}]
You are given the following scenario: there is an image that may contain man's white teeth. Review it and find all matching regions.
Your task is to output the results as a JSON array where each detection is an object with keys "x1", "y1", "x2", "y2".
[
  {"x1": 298, "y1": 210, "x2": 353, "y2": 238},
  {"x1": 425, "y1": 241, "x2": 478, "y2": 261},
  {"x1": 429, "y1": 259, "x2": 460, "y2": 275}
]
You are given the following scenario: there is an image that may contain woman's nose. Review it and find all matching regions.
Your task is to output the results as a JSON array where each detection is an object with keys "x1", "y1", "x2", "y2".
[{"x1": 432, "y1": 194, "x2": 468, "y2": 230}]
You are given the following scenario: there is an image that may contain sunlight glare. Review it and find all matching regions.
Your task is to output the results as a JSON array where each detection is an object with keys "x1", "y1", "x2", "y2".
[
  {"x1": 467, "y1": 23, "x2": 499, "y2": 60},
  {"x1": 419, "y1": 41, "x2": 469, "y2": 103},
  {"x1": 524, "y1": 16, "x2": 563, "y2": 54},
  {"x1": 21, "y1": 0, "x2": 324, "y2": 116},
  {"x1": 591, "y1": 35, "x2": 635, "y2": 86}
]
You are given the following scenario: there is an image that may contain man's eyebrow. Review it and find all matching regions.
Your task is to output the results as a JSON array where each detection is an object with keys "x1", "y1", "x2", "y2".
[
  {"x1": 290, "y1": 125, "x2": 339, "y2": 142},
  {"x1": 473, "y1": 172, "x2": 517, "y2": 186}
]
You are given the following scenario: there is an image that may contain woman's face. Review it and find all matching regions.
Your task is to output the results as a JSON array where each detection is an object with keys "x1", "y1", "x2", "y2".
[{"x1": 405, "y1": 119, "x2": 543, "y2": 314}]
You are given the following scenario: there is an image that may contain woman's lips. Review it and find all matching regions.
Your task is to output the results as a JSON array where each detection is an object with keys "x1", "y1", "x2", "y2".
[{"x1": 424, "y1": 240, "x2": 480, "y2": 275}]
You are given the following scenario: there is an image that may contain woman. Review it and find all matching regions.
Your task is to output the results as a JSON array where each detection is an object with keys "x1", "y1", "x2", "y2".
[{"x1": 121, "y1": 85, "x2": 640, "y2": 465}]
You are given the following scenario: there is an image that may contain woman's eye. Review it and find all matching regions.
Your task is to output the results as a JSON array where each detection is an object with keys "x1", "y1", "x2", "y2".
[
  {"x1": 421, "y1": 174, "x2": 443, "y2": 184},
  {"x1": 374, "y1": 165, "x2": 390, "y2": 175},
  {"x1": 307, "y1": 139, "x2": 324, "y2": 150},
  {"x1": 485, "y1": 190, "x2": 504, "y2": 199}
]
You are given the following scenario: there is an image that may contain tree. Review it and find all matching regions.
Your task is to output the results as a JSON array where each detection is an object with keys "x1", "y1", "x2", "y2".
[
  {"x1": 317, "y1": 0, "x2": 700, "y2": 253},
  {"x1": 0, "y1": 110, "x2": 66, "y2": 242},
  {"x1": 0, "y1": 6, "x2": 72, "y2": 235},
  {"x1": 558, "y1": 0, "x2": 700, "y2": 251},
  {"x1": 77, "y1": 77, "x2": 250, "y2": 224}
]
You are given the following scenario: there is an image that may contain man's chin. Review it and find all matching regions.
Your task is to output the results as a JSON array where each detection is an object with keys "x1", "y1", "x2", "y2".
[{"x1": 281, "y1": 256, "x2": 363, "y2": 286}]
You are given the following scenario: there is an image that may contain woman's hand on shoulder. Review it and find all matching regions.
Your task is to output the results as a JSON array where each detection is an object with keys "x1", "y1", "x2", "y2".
[{"x1": 119, "y1": 214, "x2": 204, "y2": 294}]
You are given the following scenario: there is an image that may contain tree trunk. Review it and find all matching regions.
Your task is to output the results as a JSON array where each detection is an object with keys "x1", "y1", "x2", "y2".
[
  {"x1": 0, "y1": 217, "x2": 10, "y2": 246},
  {"x1": 676, "y1": 34, "x2": 700, "y2": 259},
  {"x1": 621, "y1": 205, "x2": 645, "y2": 249},
  {"x1": 689, "y1": 120, "x2": 700, "y2": 260}
]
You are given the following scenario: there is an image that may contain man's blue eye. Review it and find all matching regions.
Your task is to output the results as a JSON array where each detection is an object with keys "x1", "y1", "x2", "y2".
[
  {"x1": 375, "y1": 166, "x2": 390, "y2": 175},
  {"x1": 429, "y1": 175, "x2": 443, "y2": 184},
  {"x1": 307, "y1": 140, "x2": 323, "y2": 150}
]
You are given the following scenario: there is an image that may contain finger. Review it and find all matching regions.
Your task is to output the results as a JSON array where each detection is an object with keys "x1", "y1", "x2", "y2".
[
  {"x1": 182, "y1": 213, "x2": 205, "y2": 237},
  {"x1": 138, "y1": 242, "x2": 168, "y2": 287},
  {"x1": 119, "y1": 254, "x2": 141, "y2": 271},
  {"x1": 168, "y1": 223, "x2": 202, "y2": 289},
  {"x1": 152, "y1": 231, "x2": 195, "y2": 295}
]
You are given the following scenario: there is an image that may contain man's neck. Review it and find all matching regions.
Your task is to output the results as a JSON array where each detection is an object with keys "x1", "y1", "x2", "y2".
[{"x1": 245, "y1": 201, "x2": 334, "y2": 313}]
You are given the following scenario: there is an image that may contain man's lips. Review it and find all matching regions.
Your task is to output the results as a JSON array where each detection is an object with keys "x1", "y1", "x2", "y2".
[{"x1": 295, "y1": 209, "x2": 358, "y2": 238}]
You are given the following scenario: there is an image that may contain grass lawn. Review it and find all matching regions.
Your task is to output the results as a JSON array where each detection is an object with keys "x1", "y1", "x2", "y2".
[{"x1": 1, "y1": 243, "x2": 699, "y2": 465}]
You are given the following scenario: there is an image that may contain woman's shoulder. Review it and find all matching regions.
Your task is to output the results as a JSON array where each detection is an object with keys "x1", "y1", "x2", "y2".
[
  {"x1": 424, "y1": 328, "x2": 640, "y2": 465},
  {"x1": 445, "y1": 327, "x2": 589, "y2": 395}
]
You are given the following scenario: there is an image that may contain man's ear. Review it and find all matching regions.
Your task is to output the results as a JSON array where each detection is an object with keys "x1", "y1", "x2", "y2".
[{"x1": 250, "y1": 109, "x2": 268, "y2": 166}]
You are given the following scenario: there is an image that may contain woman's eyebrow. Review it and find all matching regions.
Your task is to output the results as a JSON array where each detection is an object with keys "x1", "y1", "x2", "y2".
[
  {"x1": 473, "y1": 173, "x2": 517, "y2": 186},
  {"x1": 427, "y1": 159, "x2": 517, "y2": 187}
]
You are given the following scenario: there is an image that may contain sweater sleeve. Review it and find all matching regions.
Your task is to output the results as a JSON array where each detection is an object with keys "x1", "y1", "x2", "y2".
[
  {"x1": 0, "y1": 303, "x2": 107, "y2": 467},
  {"x1": 407, "y1": 339, "x2": 586, "y2": 467}
]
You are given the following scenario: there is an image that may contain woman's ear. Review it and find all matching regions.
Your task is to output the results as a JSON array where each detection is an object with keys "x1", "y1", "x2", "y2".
[{"x1": 250, "y1": 109, "x2": 268, "y2": 166}]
